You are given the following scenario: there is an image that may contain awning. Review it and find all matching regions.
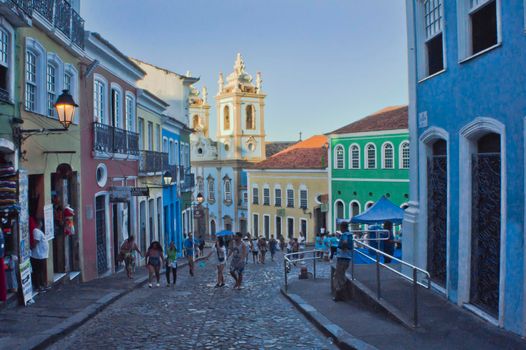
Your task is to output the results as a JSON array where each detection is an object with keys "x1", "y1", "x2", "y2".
[{"x1": 350, "y1": 196, "x2": 405, "y2": 225}]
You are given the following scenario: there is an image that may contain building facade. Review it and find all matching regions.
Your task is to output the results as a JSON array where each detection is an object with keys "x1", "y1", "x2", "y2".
[
  {"x1": 247, "y1": 136, "x2": 329, "y2": 243},
  {"x1": 80, "y1": 31, "x2": 145, "y2": 281},
  {"x1": 328, "y1": 106, "x2": 409, "y2": 232},
  {"x1": 191, "y1": 54, "x2": 266, "y2": 237},
  {"x1": 404, "y1": 0, "x2": 526, "y2": 335}
]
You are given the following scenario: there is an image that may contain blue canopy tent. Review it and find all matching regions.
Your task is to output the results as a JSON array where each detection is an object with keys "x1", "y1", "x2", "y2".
[
  {"x1": 216, "y1": 230, "x2": 234, "y2": 237},
  {"x1": 350, "y1": 196, "x2": 405, "y2": 225}
]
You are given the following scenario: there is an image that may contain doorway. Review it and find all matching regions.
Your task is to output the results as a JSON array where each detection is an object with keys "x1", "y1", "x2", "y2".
[
  {"x1": 95, "y1": 195, "x2": 108, "y2": 275},
  {"x1": 287, "y1": 218, "x2": 294, "y2": 239},
  {"x1": 427, "y1": 139, "x2": 448, "y2": 287}
]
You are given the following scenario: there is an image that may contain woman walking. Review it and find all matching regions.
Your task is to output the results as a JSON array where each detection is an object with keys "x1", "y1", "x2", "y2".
[
  {"x1": 269, "y1": 235, "x2": 278, "y2": 262},
  {"x1": 207, "y1": 236, "x2": 227, "y2": 287},
  {"x1": 259, "y1": 236, "x2": 268, "y2": 264},
  {"x1": 165, "y1": 241, "x2": 177, "y2": 287},
  {"x1": 251, "y1": 236, "x2": 259, "y2": 264},
  {"x1": 119, "y1": 235, "x2": 142, "y2": 279},
  {"x1": 145, "y1": 241, "x2": 164, "y2": 288}
]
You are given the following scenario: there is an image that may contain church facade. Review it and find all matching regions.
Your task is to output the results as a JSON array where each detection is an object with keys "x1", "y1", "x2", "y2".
[{"x1": 190, "y1": 54, "x2": 266, "y2": 237}]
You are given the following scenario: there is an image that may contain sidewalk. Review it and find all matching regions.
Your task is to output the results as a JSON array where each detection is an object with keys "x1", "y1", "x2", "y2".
[
  {"x1": 0, "y1": 256, "x2": 195, "y2": 350},
  {"x1": 283, "y1": 270, "x2": 526, "y2": 350}
]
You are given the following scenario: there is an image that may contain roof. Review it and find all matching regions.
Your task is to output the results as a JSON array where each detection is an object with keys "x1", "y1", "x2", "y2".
[
  {"x1": 88, "y1": 32, "x2": 146, "y2": 76},
  {"x1": 265, "y1": 141, "x2": 297, "y2": 158},
  {"x1": 130, "y1": 57, "x2": 199, "y2": 84},
  {"x1": 255, "y1": 135, "x2": 328, "y2": 170},
  {"x1": 329, "y1": 106, "x2": 408, "y2": 135}
]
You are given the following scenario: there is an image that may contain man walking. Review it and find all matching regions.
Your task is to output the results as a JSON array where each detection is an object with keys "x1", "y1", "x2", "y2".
[
  {"x1": 30, "y1": 220, "x2": 49, "y2": 292},
  {"x1": 228, "y1": 232, "x2": 247, "y2": 290},
  {"x1": 184, "y1": 233, "x2": 195, "y2": 276},
  {"x1": 333, "y1": 221, "x2": 353, "y2": 302}
]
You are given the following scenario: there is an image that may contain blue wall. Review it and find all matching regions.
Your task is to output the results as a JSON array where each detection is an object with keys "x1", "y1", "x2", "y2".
[
  {"x1": 413, "y1": 0, "x2": 525, "y2": 334},
  {"x1": 162, "y1": 128, "x2": 182, "y2": 254}
]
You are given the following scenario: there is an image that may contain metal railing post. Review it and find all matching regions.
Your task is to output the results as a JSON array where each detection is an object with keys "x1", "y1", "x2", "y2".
[
  {"x1": 313, "y1": 251, "x2": 317, "y2": 279},
  {"x1": 351, "y1": 246, "x2": 355, "y2": 280},
  {"x1": 376, "y1": 252, "x2": 381, "y2": 299},
  {"x1": 284, "y1": 259, "x2": 288, "y2": 293},
  {"x1": 413, "y1": 268, "x2": 418, "y2": 327}
]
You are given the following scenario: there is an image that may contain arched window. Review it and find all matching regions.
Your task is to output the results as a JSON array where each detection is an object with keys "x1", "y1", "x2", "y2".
[
  {"x1": 334, "y1": 145, "x2": 344, "y2": 169},
  {"x1": 382, "y1": 142, "x2": 394, "y2": 169},
  {"x1": 125, "y1": 93, "x2": 135, "y2": 132},
  {"x1": 400, "y1": 141, "x2": 410, "y2": 169},
  {"x1": 210, "y1": 220, "x2": 216, "y2": 235},
  {"x1": 224, "y1": 178, "x2": 232, "y2": 202},
  {"x1": 365, "y1": 143, "x2": 376, "y2": 169},
  {"x1": 193, "y1": 114, "x2": 200, "y2": 129},
  {"x1": 46, "y1": 63, "x2": 57, "y2": 117},
  {"x1": 335, "y1": 200, "x2": 345, "y2": 229},
  {"x1": 246, "y1": 105, "x2": 255, "y2": 129},
  {"x1": 207, "y1": 177, "x2": 215, "y2": 202},
  {"x1": 223, "y1": 105, "x2": 230, "y2": 130},
  {"x1": 286, "y1": 185, "x2": 295, "y2": 208},
  {"x1": 350, "y1": 144, "x2": 360, "y2": 169}
]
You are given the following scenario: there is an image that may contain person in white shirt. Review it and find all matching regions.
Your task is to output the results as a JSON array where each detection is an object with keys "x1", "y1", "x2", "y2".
[{"x1": 30, "y1": 220, "x2": 49, "y2": 291}]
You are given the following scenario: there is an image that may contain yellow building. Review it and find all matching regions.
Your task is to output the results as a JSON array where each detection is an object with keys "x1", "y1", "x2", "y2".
[{"x1": 247, "y1": 136, "x2": 329, "y2": 243}]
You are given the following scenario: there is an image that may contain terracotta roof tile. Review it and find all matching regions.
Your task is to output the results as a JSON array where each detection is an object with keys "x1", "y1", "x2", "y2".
[
  {"x1": 255, "y1": 135, "x2": 328, "y2": 169},
  {"x1": 329, "y1": 105, "x2": 408, "y2": 135}
]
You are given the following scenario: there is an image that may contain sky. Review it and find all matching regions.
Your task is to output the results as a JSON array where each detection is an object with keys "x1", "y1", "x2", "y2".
[{"x1": 81, "y1": 0, "x2": 408, "y2": 141}]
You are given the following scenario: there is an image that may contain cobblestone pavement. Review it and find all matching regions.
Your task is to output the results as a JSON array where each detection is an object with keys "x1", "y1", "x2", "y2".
[{"x1": 50, "y1": 252, "x2": 337, "y2": 350}]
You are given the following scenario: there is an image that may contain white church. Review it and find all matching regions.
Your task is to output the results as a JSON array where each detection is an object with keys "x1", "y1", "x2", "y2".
[{"x1": 190, "y1": 54, "x2": 268, "y2": 236}]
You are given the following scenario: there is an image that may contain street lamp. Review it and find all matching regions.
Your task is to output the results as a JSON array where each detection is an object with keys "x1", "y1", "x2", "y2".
[
  {"x1": 163, "y1": 171, "x2": 173, "y2": 186},
  {"x1": 196, "y1": 192, "x2": 204, "y2": 204},
  {"x1": 54, "y1": 89, "x2": 78, "y2": 130}
]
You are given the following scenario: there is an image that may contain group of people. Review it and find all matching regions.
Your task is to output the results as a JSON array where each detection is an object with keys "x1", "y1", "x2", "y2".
[{"x1": 246, "y1": 234, "x2": 279, "y2": 264}]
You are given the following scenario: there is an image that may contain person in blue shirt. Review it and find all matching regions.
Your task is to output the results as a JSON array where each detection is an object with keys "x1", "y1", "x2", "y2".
[
  {"x1": 183, "y1": 233, "x2": 196, "y2": 276},
  {"x1": 333, "y1": 221, "x2": 353, "y2": 302},
  {"x1": 329, "y1": 233, "x2": 339, "y2": 261},
  {"x1": 315, "y1": 234, "x2": 325, "y2": 258}
]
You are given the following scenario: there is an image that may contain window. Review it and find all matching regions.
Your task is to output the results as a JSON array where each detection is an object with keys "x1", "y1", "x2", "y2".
[
  {"x1": 424, "y1": 0, "x2": 444, "y2": 75},
  {"x1": 193, "y1": 114, "x2": 200, "y2": 129},
  {"x1": 94, "y1": 80, "x2": 105, "y2": 123},
  {"x1": 111, "y1": 87, "x2": 123, "y2": 129},
  {"x1": 64, "y1": 72, "x2": 72, "y2": 92},
  {"x1": 300, "y1": 188, "x2": 308, "y2": 209},
  {"x1": 287, "y1": 188, "x2": 294, "y2": 208},
  {"x1": 382, "y1": 143, "x2": 394, "y2": 169},
  {"x1": 223, "y1": 105, "x2": 230, "y2": 130},
  {"x1": 163, "y1": 138, "x2": 168, "y2": 155},
  {"x1": 208, "y1": 177, "x2": 215, "y2": 202},
  {"x1": 0, "y1": 28, "x2": 8, "y2": 92},
  {"x1": 252, "y1": 186, "x2": 259, "y2": 205},
  {"x1": 253, "y1": 214, "x2": 259, "y2": 237},
  {"x1": 147, "y1": 122, "x2": 153, "y2": 151},
  {"x1": 263, "y1": 186, "x2": 270, "y2": 206},
  {"x1": 243, "y1": 191, "x2": 248, "y2": 203},
  {"x1": 246, "y1": 105, "x2": 255, "y2": 129},
  {"x1": 25, "y1": 51, "x2": 37, "y2": 111},
  {"x1": 276, "y1": 216, "x2": 282, "y2": 237},
  {"x1": 138, "y1": 118, "x2": 144, "y2": 150},
  {"x1": 350, "y1": 144, "x2": 360, "y2": 169},
  {"x1": 365, "y1": 143, "x2": 376, "y2": 169},
  {"x1": 300, "y1": 219, "x2": 307, "y2": 237},
  {"x1": 334, "y1": 145, "x2": 344, "y2": 169},
  {"x1": 400, "y1": 141, "x2": 410, "y2": 169},
  {"x1": 168, "y1": 140, "x2": 173, "y2": 163},
  {"x1": 156, "y1": 125, "x2": 161, "y2": 151},
  {"x1": 224, "y1": 179, "x2": 232, "y2": 202},
  {"x1": 125, "y1": 94, "x2": 135, "y2": 131},
  {"x1": 197, "y1": 176, "x2": 204, "y2": 194},
  {"x1": 46, "y1": 64, "x2": 56, "y2": 117},
  {"x1": 174, "y1": 141, "x2": 179, "y2": 165},
  {"x1": 458, "y1": 0, "x2": 500, "y2": 59},
  {"x1": 275, "y1": 187, "x2": 282, "y2": 207},
  {"x1": 335, "y1": 200, "x2": 344, "y2": 219},
  {"x1": 264, "y1": 215, "x2": 270, "y2": 238}
]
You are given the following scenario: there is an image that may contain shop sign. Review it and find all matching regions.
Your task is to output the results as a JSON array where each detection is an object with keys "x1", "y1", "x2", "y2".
[
  {"x1": 44, "y1": 204, "x2": 54, "y2": 241},
  {"x1": 130, "y1": 187, "x2": 149, "y2": 197},
  {"x1": 194, "y1": 207, "x2": 204, "y2": 219},
  {"x1": 18, "y1": 170, "x2": 33, "y2": 305},
  {"x1": 109, "y1": 186, "x2": 131, "y2": 202},
  {"x1": 321, "y1": 203, "x2": 329, "y2": 213}
]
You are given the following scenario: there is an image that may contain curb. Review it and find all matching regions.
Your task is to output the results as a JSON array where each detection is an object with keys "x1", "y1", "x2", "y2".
[
  {"x1": 280, "y1": 287, "x2": 377, "y2": 350},
  {"x1": 23, "y1": 260, "x2": 194, "y2": 350}
]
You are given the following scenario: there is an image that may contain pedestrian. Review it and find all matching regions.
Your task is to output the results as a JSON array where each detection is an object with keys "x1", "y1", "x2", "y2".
[
  {"x1": 259, "y1": 236, "x2": 267, "y2": 263},
  {"x1": 165, "y1": 241, "x2": 178, "y2": 287},
  {"x1": 323, "y1": 232, "x2": 331, "y2": 261},
  {"x1": 298, "y1": 232, "x2": 306, "y2": 252},
  {"x1": 315, "y1": 234, "x2": 324, "y2": 258},
  {"x1": 145, "y1": 241, "x2": 164, "y2": 288},
  {"x1": 333, "y1": 221, "x2": 353, "y2": 302},
  {"x1": 269, "y1": 235, "x2": 278, "y2": 262},
  {"x1": 286, "y1": 238, "x2": 293, "y2": 254},
  {"x1": 382, "y1": 221, "x2": 395, "y2": 263},
  {"x1": 279, "y1": 235, "x2": 286, "y2": 252},
  {"x1": 292, "y1": 238, "x2": 300, "y2": 264},
  {"x1": 198, "y1": 237, "x2": 205, "y2": 258},
  {"x1": 330, "y1": 233, "x2": 339, "y2": 262},
  {"x1": 119, "y1": 235, "x2": 142, "y2": 279},
  {"x1": 243, "y1": 235, "x2": 251, "y2": 264},
  {"x1": 30, "y1": 220, "x2": 49, "y2": 292},
  {"x1": 228, "y1": 232, "x2": 247, "y2": 290},
  {"x1": 251, "y1": 236, "x2": 259, "y2": 264},
  {"x1": 206, "y1": 236, "x2": 226, "y2": 287},
  {"x1": 184, "y1": 233, "x2": 195, "y2": 276}
]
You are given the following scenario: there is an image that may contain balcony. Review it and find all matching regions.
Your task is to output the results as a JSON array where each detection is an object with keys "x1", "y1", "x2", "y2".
[
  {"x1": 139, "y1": 150, "x2": 169, "y2": 174},
  {"x1": 181, "y1": 170, "x2": 194, "y2": 192},
  {"x1": 0, "y1": 0, "x2": 33, "y2": 26},
  {"x1": 33, "y1": 0, "x2": 84, "y2": 48},
  {"x1": 93, "y1": 122, "x2": 139, "y2": 158}
]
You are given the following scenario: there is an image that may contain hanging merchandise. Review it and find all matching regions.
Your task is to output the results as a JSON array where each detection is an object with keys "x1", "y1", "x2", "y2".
[{"x1": 63, "y1": 205, "x2": 75, "y2": 236}]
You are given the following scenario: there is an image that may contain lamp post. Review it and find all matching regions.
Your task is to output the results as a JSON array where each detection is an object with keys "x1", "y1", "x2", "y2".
[
  {"x1": 163, "y1": 171, "x2": 173, "y2": 186},
  {"x1": 193, "y1": 192, "x2": 205, "y2": 256}
]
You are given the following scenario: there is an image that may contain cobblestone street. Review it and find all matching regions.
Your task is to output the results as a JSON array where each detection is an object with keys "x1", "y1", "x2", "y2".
[{"x1": 49, "y1": 253, "x2": 335, "y2": 350}]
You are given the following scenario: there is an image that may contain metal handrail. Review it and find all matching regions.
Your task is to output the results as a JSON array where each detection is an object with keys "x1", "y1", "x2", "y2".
[
  {"x1": 349, "y1": 238, "x2": 431, "y2": 327},
  {"x1": 283, "y1": 249, "x2": 322, "y2": 293}
]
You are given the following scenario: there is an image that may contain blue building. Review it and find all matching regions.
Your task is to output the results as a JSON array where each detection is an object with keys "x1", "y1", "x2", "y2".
[{"x1": 404, "y1": 0, "x2": 526, "y2": 336}]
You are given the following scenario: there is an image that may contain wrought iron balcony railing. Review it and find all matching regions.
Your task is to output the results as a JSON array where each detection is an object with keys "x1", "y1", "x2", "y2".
[
  {"x1": 181, "y1": 172, "x2": 195, "y2": 192},
  {"x1": 93, "y1": 122, "x2": 139, "y2": 157},
  {"x1": 33, "y1": 0, "x2": 84, "y2": 48},
  {"x1": 5, "y1": 0, "x2": 32, "y2": 16},
  {"x1": 139, "y1": 150, "x2": 169, "y2": 174},
  {"x1": 0, "y1": 87, "x2": 9, "y2": 103}
]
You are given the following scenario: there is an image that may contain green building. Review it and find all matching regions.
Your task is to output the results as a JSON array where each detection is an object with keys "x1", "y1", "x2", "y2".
[{"x1": 328, "y1": 106, "x2": 409, "y2": 232}]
